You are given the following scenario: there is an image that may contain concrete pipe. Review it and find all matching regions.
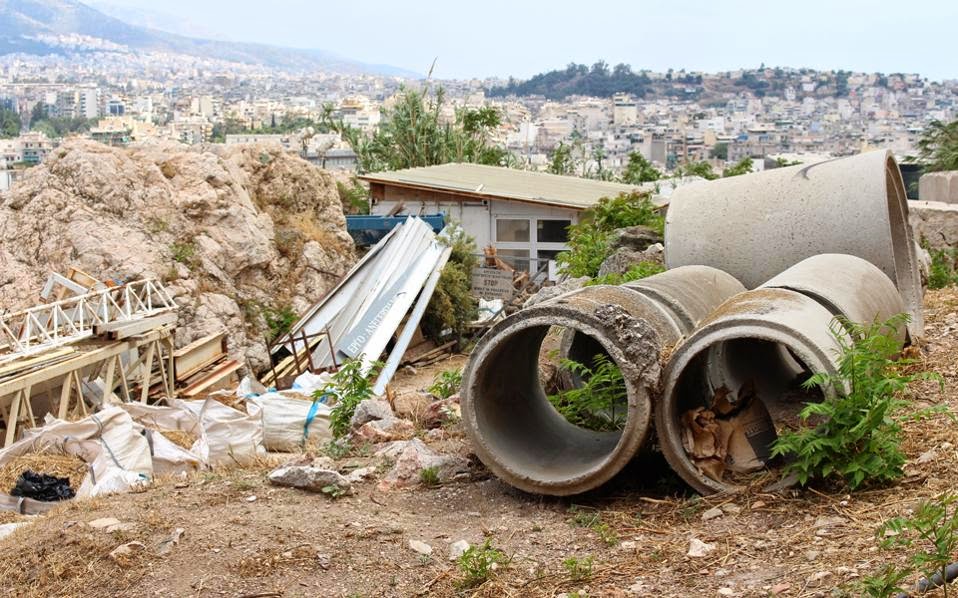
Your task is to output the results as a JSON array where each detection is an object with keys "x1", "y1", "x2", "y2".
[
  {"x1": 665, "y1": 150, "x2": 923, "y2": 339},
  {"x1": 461, "y1": 267, "x2": 744, "y2": 496},
  {"x1": 656, "y1": 256, "x2": 906, "y2": 495}
]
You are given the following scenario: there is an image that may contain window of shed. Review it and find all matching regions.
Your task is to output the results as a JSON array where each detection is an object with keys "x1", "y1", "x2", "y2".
[
  {"x1": 536, "y1": 219, "x2": 572, "y2": 243},
  {"x1": 496, "y1": 219, "x2": 530, "y2": 242}
]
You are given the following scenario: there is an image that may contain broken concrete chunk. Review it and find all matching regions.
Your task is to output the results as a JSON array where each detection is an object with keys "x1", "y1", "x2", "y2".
[
  {"x1": 408, "y1": 539, "x2": 432, "y2": 555},
  {"x1": 268, "y1": 465, "x2": 351, "y2": 495},
  {"x1": 156, "y1": 527, "x2": 185, "y2": 556},
  {"x1": 349, "y1": 399, "x2": 395, "y2": 430},
  {"x1": 687, "y1": 538, "x2": 716, "y2": 558},
  {"x1": 110, "y1": 541, "x2": 146, "y2": 562},
  {"x1": 352, "y1": 417, "x2": 415, "y2": 443}
]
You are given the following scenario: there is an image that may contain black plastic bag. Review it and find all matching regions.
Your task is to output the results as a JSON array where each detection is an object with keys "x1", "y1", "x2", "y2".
[{"x1": 10, "y1": 470, "x2": 76, "y2": 502}]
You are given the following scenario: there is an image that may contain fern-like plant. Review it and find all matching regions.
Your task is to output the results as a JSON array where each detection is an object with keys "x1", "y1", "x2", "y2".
[
  {"x1": 771, "y1": 314, "x2": 941, "y2": 489},
  {"x1": 317, "y1": 357, "x2": 383, "y2": 439},
  {"x1": 548, "y1": 354, "x2": 627, "y2": 432}
]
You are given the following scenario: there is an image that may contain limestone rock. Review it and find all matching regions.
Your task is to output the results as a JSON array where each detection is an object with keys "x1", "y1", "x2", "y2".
[
  {"x1": 523, "y1": 276, "x2": 590, "y2": 308},
  {"x1": 609, "y1": 225, "x2": 663, "y2": 252},
  {"x1": 349, "y1": 399, "x2": 395, "y2": 430},
  {"x1": 377, "y1": 438, "x2": 470, "y2": 490},
  {"x1": 0, "y1": 139, "x2": 354, "y2": 371},
  {"x1": 597, "y1": 243, "x2": 664, "y2": 277},
  {"x1": 267, "y1": 465, "x2": 351, "y2": 494},
  {"x1": 421, "y1": 396, "x2": 461, "y2": 429},
  {"x1": 352, "y1": 417, "x2": 415, "y2": 443}
]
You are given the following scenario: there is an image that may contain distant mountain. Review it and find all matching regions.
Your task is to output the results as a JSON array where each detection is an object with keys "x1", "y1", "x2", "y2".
[{"x1": 0, "y1": 0, "x2": 420, "y2": 77}]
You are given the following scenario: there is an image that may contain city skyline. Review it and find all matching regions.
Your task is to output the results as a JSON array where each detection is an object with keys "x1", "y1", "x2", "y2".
[{"x1": 93, "y1": 0, "x2": 958, "y2": 81}]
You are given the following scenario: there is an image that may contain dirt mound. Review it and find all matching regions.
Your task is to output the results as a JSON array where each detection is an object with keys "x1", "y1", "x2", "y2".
[{"x1": 0, "y1": 139, "x2": 355, "y2": 371}]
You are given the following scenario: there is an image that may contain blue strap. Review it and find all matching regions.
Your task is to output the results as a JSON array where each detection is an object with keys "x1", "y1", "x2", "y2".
[{"x1": 302, "y1": 397, "x2": 324, "y2": 445}]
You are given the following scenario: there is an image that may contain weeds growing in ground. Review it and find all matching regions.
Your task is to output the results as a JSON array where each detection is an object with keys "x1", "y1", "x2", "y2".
[
  {"x1": 568, "y1": 505, "x2": 619, "y2": 546},
  {"x1": 456, "y1": 538, "x2": 508, "y2": 589},
  {"x1": 427, "y1": 368, "x2": 462, "y2": 399},
  {"x1": 170, "y1": 240, "x2": 197, "y2": 267},
  {"x1": 548, "y1": 355, "x2": 627, "y2": 431},
  {"x1": 562, "y1": 555, "x2": 594, "y2": 581},
  {"x1": 419, "y1": 466, "x2": 440, "y2": 487},
  {"x1": 929, "y1": 247, "x2": 958, "y2": 289},
  {"x1": 771, "y1": 314, "x2": 943, "y2": 489}
]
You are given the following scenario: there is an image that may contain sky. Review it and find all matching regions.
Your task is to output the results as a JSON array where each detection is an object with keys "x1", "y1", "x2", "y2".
[{"x1": 93, "y1": 0, "x2": 958, "y2": 81}]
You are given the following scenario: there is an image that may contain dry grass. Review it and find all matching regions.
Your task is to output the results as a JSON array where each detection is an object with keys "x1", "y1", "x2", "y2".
[
  {"x1": 0, "y1": 452, "x2": 89, "y2": 494},
  {"x1": 0, "y1": 512, "x2": 27, "y2": 525},
  {"x1": 158, "y1": 430, "x2": 197, "y2": 450}
]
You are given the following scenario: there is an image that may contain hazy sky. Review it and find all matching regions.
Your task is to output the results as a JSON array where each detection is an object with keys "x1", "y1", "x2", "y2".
[{"x1": 96, "y1": 0, "x2": 957, "y2": 80}]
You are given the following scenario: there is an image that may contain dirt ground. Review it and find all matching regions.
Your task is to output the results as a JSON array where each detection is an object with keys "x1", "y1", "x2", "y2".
[{"x1": 4, "y1": 291, "x2": 958, "y2": 597}]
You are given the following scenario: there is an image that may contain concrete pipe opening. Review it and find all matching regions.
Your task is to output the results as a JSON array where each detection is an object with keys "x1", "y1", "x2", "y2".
[
  {"x1": 462, "y1": 285, "x2": 679, "y2": 496},
  {"x1": 656, "y1": 289, "x2": 842, "y2": 495}
]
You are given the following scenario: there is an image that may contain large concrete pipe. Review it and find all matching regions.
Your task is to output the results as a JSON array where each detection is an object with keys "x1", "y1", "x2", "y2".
[
  {"x1": 665, "y1": 150, "x2": 923, "y2": 339},
  {"x1": 656, "y1": 255, "x2": 907, "y2": 495},
  {"x1": 461, "y1": 266, "x2": 745, "y2": 496}
]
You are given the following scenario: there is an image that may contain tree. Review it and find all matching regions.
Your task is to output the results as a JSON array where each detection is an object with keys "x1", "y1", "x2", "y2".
[
  {"x1": 547, "y1": 141, "x2": 578, "y2": 176},
  {"x1": 0, "y1": 108, "x2": 20, "y2": 138},
  {"x1": 722, "y1": 157, "x2": 754, "y2": 177},
  {"x1": 910, "y1": 119, "x2": 958, "y2": 173},
  {"x1": 621, "y1": 152, "x2": 661, "y2": 183},
  {"x1": 29, "y1": 102, "x2": 46, "y2": 126},
  {"x1": 676, "y1": 161, "x2": 718, "y2": 180},
  {"x1": 709, "y1": 142, "x2": 728, "y2": 161},
  {"x1": 328, "y1": 85, "x2": 508, "y2": 174}
]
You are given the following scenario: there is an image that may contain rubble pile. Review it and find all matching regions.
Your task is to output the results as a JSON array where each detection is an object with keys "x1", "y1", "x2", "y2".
[{"x1": 0, "y1": 139, "x2": 354, "y2": 369}]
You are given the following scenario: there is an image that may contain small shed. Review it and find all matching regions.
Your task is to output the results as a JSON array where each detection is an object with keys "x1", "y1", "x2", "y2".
[{"x1": 361, "y1": 163, "x2": 658, "y2": 272}]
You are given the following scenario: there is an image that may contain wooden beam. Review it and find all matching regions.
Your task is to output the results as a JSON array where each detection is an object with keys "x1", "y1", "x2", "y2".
[
  {"x1": 180, "y1": 359, "x2": 242, "y2": 398},
  {"x1": 94, "y1": 311, "x2": 177, "y2": 340},
  {"x1": 173, "y1": 332, "x2": 227, "y2": 381}
]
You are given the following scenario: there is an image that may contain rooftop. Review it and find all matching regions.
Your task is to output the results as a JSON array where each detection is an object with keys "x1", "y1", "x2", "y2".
[{"x1": 360, "y1": 163, "x2": 662, "y2": 211}]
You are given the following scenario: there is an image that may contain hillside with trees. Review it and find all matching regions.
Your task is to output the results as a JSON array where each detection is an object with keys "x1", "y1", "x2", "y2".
[{"x1": 488, "y1": 62, "x2": 658, "y2": 99}]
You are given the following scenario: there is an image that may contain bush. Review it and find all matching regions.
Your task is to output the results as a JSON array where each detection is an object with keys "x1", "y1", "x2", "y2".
[
  {"x1": 427, "y1": 368, "x2": 462, "y2": 399},
  {"x1": 319, "y1": 357, "x2": 383, "y2": 438},
  {"x1": 556, "y1": 192, "x2": 663, "y2": 278},
  {"x1": 262, "y1": 305, "x2": 298, "y2": 343},
  {"x1": 771, "y1": 314, "x2": 942, "y2": 489},
  {"x1": 548, "y1": 355, "x2": 627, "y2": 432},
  {"x1": 170, "y1": 241, "x2": 197, "y2": 266},
  {"x1": 421, "y1": 225, "x2": 479, "y2": 343},
  {"x1": 587, "y1": 262, "x2": 665, "y2": 286},
  {"x1": 928, "y1": 248, "x2": 958, "y2": 289}
]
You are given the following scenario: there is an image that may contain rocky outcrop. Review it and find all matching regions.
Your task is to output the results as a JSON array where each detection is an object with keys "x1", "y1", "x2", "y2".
[{"x1": 0, "y1": 139, "x2": 354, "y2": 371}]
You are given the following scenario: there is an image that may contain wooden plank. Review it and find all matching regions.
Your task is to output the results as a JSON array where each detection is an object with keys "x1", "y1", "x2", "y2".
[
  {"x1": 179, "y1": 360, "x2": 242, "y2": 398},
  {"x1": 4, "y1": 390, "x2": 22, "y2": 447},
  {"x1": 173, "y1": 332, "x2": 227, "y2": 381}
]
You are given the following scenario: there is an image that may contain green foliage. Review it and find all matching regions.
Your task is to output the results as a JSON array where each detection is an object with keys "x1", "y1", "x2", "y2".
[
  {"x1": 548, "y1": 355, "x2": 626, "y2": 432},
  {"x1": 488, "y1": 61, "x2": 653, "y2": 100},
  {"x1": 321, "y1": 439, "x2": 352, "y2": 460},
  {"x1": 675, "y1": 161, "x2": 718, "y2": 180},
  {"x1": 587, "y1": 262, "x2": 665, "y2": 286},
  {"x1": 556, "y1": 192, "x2": 663, "y2": 278},
  {"x1": 319, "y1": 357, "x2": 383, "y2": 439},
  {"x1": 910, "y1": 119, "x2": 958, "y2": 173},
  {"x1": 562, "y1": 556, "x2": 594, "y2": 581},
  {"x1": 336, "y1": 179, "x2": 370, "y2": 215},
  {"x1": 456, "y1": 539, "x2": 508, "y2": 589},
  {"x1": 709, "y1": 142, "x2": 729, "y2": 160},
  {"x1": 621, "y1": 151, "x2": 661, "y2": 183},
  {"x1": 328, "y1": 86, "x2": 508, "y2": 174},
  {"x1": 262, "y1": 305, "x2": 297, "y2": 343},
  {"x1": 722, "y1": 157, "x2": 754, "y2": 177},
  {"x1": 547, "y1": 141, "x2": 578, "y2": 175},
  {"x1": 169, "y1": 241, "x2": 197, "y2": 266},
  {"x1": 419, "y1": 466, "x2": 440, "y2": 487},
  {"x1": 855, "y1": 564, "x2": 913, "y2": 597},
  {"x1": 427, "y1": 368, "x2": 462, "y2": 399},
  {"x1": 321, "y1": 483, "x2": 348, "y2": 498},
  {"x1": 30, "y1": 115, "x2": 97, "y2": 138},
  {"x1": 0, "y1": 108, "x2": 20, "y2": 138},
  {"x1": 421, "y1": 226, "x2": 479, "y2": 343},
  {"x1": 928, "y1": 248, "x2": 958, "y2": 289},
  {"x1": 775, "y1": 157, "x2": 803, "y2": 167},
  {"x1": 874, "y1": 493, "x2": 958, "y2": 597},
  {"x1": 568, "y1": 505, "x2": 619, "y2": 545},
  {"x1": 771, "y1": 314, "x2": 941, "y2": 490}
]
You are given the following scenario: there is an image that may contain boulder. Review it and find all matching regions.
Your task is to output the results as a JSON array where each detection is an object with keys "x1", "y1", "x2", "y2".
[
  {"x1": 597, "y1": 243, "x2": 664, "y2": 277},
  {"x1": 349, "y1": 399, "x2": 395, "y2": 429},
  {"x1": 523, "y1": 276, "x2": 590, "y2": 308},
  {"x1": 609, "y1": 225, "x2": 663, "y2": 251},
  {"x1": 377, "y1": 438, "x2": 470, "y2": 490},
  {"x1": 352, "y1": 417, "x2": 415, "y2": 443},
  {"x1": 421, "y1": 396, "x2": 461, "y2": 429}
]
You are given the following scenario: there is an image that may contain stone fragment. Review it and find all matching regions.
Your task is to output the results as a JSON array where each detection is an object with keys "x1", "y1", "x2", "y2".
[
  {"x1": 267, "y1": 465, "x2": 351, "y2": 494},
  {"x1": 687, "y1": 538, "x2": 716, "y2": 558},
  {"x1": 409, "y1": 539, "x2": 432, "y2": 555}
]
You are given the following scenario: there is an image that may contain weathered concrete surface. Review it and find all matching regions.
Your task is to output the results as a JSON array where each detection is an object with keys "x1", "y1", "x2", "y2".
[
  {"x1": 919, "y1": 171, "x2": 958, "y2": 204},
  {"x1": 462, "y1": 266, "x2": 744, "y2": 496},
  {"x1": 910, "y1": 200, "x2": 958, "y2": 249},
  {"x1": 665, "y1": 150, "x2": 923, "y2": 339}
]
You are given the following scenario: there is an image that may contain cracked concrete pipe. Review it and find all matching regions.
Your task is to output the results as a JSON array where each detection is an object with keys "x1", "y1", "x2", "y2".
[
  {"x1": 461, "y1": 266, "x2": 745, "y2": 496},
  {"x1": 656, "y1": 255, "x2": 906, "y2": 495},
  {"x1": 664, "y1": 150, "x2": 923, "y2": 339}
]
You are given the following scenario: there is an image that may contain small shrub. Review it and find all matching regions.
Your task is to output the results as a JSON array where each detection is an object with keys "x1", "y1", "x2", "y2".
[
  {"x1": 548, "y1": 355, "x2": 627, "y2": 432},
  {"x1": 170, "y1": 241, "x2": 197, "y2": 266},
  {"x1": 428, "y1": 368, "x2": 462, "y2": 399},
  {"x1": 456, "y1": 539, "x2": 507, "y2": 589},
  {"x1": 262, "y1": 305, "x2": 298, "y2": 343},
  {"x1": 563, "y1": 556, "x2": 594, "y2": 581},
  {"x1": 322, "y1": 439, "x2": 352, "y2": 460},
  {"x1": 568, "y1": 506, "x2": 618, "y2": 545},
  {"x1": 877, "y1": 493, "x2": 958, "y2": 597},
  {"x1": 771, "y1": 314, "x2": 942, "y2": 489},
  {"x1": 145, "y1": 216, "x2": 169, "y2": 234},
  {"x1": 337, "y1": 179, "x2": 370, "y2": 215},
  {"x1": 587, "y1": 261, "x2": 665, "y2": 286},
  {"x1": 419, "y1": 466, "x2": 440, "y2": 487},
  {"x1": 319, "y1": 357, "x2": 383, "y2": 439},
  {"x1": 321, "y1": 484, "x2": 347, "y2": 499}
]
